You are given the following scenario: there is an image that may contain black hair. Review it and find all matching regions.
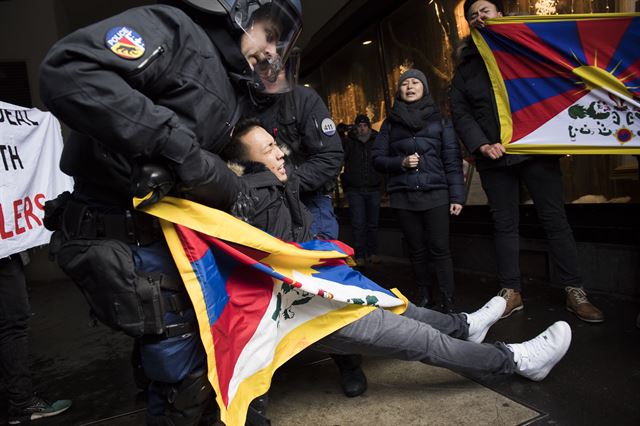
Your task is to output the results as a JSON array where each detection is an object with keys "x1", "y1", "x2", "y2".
[
  {"x1": 463, "y1": 0, "x2": 504, "y2": 18},
  {"x1": 222, "y1": 117, "x2": 265, "y2": 162}
]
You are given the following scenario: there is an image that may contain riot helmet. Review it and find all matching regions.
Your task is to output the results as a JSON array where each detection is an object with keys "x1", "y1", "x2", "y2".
[
  {"x1": 260, "y1": 46, "x2": 300, "y2": 94},
  {"x1": 182, "y1": 0, "x2": 302, "y2": 89}
]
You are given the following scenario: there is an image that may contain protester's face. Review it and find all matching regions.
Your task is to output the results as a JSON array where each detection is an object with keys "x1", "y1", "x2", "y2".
[
  {"x1": 240, "y1": 19, "x2": 279, "y2": 70},
  {"x1": 399, "y1": 78, "x2": 424, "y2": 103},
  {"x1": 356, "y1": 122, "x2": 371, "y2": 137},
  {"x1": 467, "y1": 1, "x2": 502, "y2": 29},
  {"x1": 241, "y1": 127, "x2": 287, "y2": 182}
]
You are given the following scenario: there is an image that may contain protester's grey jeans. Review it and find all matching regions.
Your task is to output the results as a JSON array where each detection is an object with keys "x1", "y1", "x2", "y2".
[{"x1": 310, "y1": 302, "x2": 516, "y2": 377}]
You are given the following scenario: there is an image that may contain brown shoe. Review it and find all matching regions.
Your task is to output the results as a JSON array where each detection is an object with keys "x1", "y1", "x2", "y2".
[
  {"x1": 566, "y1": 287, "x2": 605, "y2": 323},
  {"x1": 498, "y1": 288, "x2": 524, "y2": 319}
]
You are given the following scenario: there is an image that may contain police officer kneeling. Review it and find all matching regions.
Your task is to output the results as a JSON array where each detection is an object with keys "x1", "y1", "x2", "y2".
[{"x1": 39, "y1": 1, "x2": 302, "y2": 425}]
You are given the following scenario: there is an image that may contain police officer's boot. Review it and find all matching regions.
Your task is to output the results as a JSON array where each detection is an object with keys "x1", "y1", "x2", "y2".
[
  {"x1": 417, "y1": 285, "x2": 435, "y2": 308},
  {"x1": 246, "y1": 393, "x2": 271, "y2": 426},
  {"x1": 331, "y1": 354, "x2": 367, "y2": 397},
  {"x1": 163, "y1": 369, "x2": 215, "y2": 426}
]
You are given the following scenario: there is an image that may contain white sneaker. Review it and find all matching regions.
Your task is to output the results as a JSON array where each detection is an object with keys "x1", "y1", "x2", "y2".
[
  {"x1": 508, "y1": 321, "x2": 572, "y2": 381},
  {"x1": 465, "y1": 296, "x2": 507, "y2": 343}
]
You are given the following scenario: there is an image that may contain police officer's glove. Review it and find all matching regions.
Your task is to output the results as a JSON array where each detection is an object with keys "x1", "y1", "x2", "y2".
[
  {"x1": 132, "y1": 163, "x2": 175, "y2": 209},
  {"x1": 172, "y1": 144, "x2": 216, "y2": 190}
]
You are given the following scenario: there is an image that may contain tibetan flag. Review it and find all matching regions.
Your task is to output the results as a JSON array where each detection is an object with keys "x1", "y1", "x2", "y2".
[
  {"x1": 138, "y1": 196, "x2": 407, "y2": 425},
  {"x1": 474, "y1": 13, "x2": 640, "y2": 154}
]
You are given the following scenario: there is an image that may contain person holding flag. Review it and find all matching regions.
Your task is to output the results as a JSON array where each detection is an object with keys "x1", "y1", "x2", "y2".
[{"x1": 450, "y1": 0, "x2": 605, "y2": 323}]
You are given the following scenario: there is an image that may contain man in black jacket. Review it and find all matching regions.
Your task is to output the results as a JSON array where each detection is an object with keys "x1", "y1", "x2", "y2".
[
  {"x1": 341, "y1": 114, "x2": 383, "y2": 266},
  {"x1": 450, "y1": 0, "x2": 604, "y2": 323},
  {"x1": 39, "y1": 1, "x2": 302, "y2": 424}
]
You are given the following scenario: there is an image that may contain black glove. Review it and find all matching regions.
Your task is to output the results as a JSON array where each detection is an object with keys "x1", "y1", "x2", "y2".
[
  {"x1": 173, "y1": 143, "x2": 214, "y2": 190},
  {"x1": 131, "y1": 163, "x2": 175, "y2": 208}
]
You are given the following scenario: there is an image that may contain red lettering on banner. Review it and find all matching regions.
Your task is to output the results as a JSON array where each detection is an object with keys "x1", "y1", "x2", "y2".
[
  {"x1": 34, "y1": 194, "x2": 45, "y2": 211},
  {"x1": 0, "y1": 203, "x2": 14, "y2": 239},
  {"x1": 13, "y1": 199, "x2": 25, "y2": 235},
  {"x1": 0, "y1": 194, "x2": 46, "y2": 240},
  {"x1": 24, "y1": 196, "x2": 43, "y2": 229}
]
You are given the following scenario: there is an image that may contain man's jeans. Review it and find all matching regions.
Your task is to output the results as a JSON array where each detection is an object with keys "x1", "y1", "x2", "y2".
[
  {"x1": 301, "y1": 192, "x2": 339, "y2": 240},
  {"x1": 0, "y1": 256, "x2": 33, "y2": 404},
  {"x1": 346, "y1": 191, "x2": 380, "y2": 259},
  {"x1": 479, "y1": 157, "x2": 582, "y2": 291},
  {"x1": 310, "y1": 303, "x2": 515, "y2": 377}
]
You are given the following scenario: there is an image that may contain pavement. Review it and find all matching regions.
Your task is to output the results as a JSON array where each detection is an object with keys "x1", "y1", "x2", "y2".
[{"x1": 2, "y1": 256, "x2": 639, "y2": 425}]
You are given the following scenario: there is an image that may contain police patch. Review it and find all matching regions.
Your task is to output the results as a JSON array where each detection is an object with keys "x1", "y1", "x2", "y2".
[
  {"x1": 320, "y1": 118, "x2": 337, "y2": 136},
  {"x1": 105, "y1": 26, "x2": 145, "y2": 60}
]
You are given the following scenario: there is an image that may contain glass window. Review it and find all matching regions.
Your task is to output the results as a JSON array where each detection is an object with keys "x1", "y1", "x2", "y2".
[
  {"x1": 380, "y1": 0, "x2": 458, "y2": 114},
  {"x1": 301, "y1": 25, "x2": 386, "y2": 130},
  {"x1": 302, "y1": 0, "x2": 640, "y2": 205}
]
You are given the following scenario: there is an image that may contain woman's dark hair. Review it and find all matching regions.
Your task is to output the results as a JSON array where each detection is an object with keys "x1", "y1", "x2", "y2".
[{"x1": 221, "y1": 117, "x2": 265, "y2": 162}]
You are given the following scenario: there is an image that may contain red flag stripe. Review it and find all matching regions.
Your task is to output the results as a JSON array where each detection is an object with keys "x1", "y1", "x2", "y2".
[
  {"x1": 511, "y1": 88, "x2": 587, "y2": 142},
  {"x1": 211, "y1": 265, "x2": 274, "y2": 407},
  {"x1": 577, "y1": 18, "x2": 632, "y2": 71},
  {"x1": 491, "y1": 23, "x2": 575, "y2": 72},
  {"x1": 176, "y1": 224, "x2": 212, "y2": 263},
  {"x1": 493, "y1": 50, "x2": 573, "y2": 81}
]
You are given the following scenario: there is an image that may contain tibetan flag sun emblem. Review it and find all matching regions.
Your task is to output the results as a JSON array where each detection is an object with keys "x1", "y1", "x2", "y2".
[{"x1": 105, "y1": 26, "x2": 145, "y2": 60}]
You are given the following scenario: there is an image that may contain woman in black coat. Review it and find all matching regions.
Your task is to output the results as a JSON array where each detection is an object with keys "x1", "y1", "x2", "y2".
[{"x1": 372, "y1": 69, "x2": 465, "y2": 312}]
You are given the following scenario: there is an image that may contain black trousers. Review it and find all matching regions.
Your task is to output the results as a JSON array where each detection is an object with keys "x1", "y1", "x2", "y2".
[
  {"x1": 395, "y1": 204, "x2": 455, "y2": 296},
  {"x1": 0, "y1": 256, "x2": 32, "y2": 404},
  {"x1": 479, "y1": 157, "x2": 582, "y2": 291}
]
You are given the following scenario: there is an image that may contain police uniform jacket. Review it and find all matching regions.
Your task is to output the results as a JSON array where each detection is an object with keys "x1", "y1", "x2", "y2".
[
  {"x1": 185, "y1": 154, "x2": 312, "y2": 242},
  {"x1": 226, "y1": 162, "x2": 312, "y2": 242},
  {"x1": 372, "y1": 118, "x2": 465, "y2": 205},
  {"x1": 250, "y1": 85, "x2": 344, "y2": 194},
  {"x1": 39, "y1": 5, "x2": 240, "y2": 207},
  {"x1": 450, "y1": 38, "x2": 531, "y2": 171}
]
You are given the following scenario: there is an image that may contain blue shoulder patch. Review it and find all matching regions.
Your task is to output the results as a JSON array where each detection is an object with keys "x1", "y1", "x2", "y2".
[{"x1": 105, "y1": 26, "x2": 145, "y2": 60}]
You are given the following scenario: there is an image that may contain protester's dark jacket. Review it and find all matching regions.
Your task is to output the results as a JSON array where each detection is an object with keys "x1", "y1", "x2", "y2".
[
  {"x1": 39, "y1": 5, "x2": 242, "y2": 206},
  {"x1": 187, "y1": 157, "x2": 312, "y2": 243},
  {"x1": 341, "y1": 130, "x2": 383, "y2": 191},
  {"x1": 250, "y1": 85, "x2": 344, "y2": 194},
  {"x1": 372, "y1": 117, "x2": 465, "y2": 204},
  {"x1": 450, "y1": 38, "x2": 531, "y2": 171}
]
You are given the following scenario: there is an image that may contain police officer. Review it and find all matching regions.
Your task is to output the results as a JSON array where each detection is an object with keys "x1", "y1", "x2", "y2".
[
  {"x1": 248, "y1": 50, "x2": 343, "y2": 240},
  {"x1": 245, "y1": 53, "x2": 367, "y2": 398},
  {"x1": 39, "y1": 1, "x2": 302, "y2": 425}
]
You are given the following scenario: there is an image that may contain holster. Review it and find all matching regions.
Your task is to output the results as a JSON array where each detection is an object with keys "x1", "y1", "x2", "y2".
[
  {"x1": 52, "y1": 234, "x2": 164, "y2": 338},
  {"x1": 46, "y1": 193, "x2": 190, "y2": 338}
]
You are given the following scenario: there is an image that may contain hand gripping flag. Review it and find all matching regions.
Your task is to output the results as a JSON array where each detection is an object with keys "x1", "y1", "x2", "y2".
[
  {"x1": 137, "y1": 196, "x2": 407, "y2": 425},
  {"x1": 473, "y1": 13, "x2": 640, "y2": 154}
]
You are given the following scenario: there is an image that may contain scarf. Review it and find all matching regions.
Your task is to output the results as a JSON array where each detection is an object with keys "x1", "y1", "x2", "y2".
[{"x1": 389, "y1": 95, "x2": 440, "y2": 131}]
